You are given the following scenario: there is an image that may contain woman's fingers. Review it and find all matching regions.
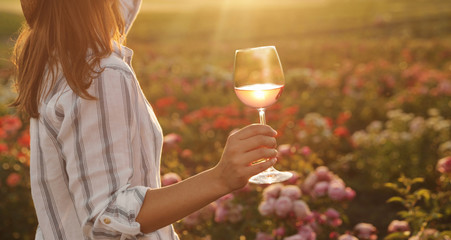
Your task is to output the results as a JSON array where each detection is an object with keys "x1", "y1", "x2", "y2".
[
  {"x1": 226, "y1": 124, "x2": 277, "y2": 154},
  {"x1": 240, "y1": 148, "x2": 278, "y2": 166},
  {"x1": 244, "y1": 158, "x2": 277, "y2": 177},
  {"x1": 231, "y1": 124, "x2": 277, "y2": 140},
  {"x1": 216, "y1": 124, "x2": 280, "y2": 190},
  {"x1": 236, "y1": 135, "x2": 277, "y2": 152}
]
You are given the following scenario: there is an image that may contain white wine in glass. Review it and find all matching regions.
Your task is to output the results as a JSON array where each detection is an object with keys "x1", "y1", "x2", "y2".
[{"x1": 233, "y1": 46, "x2": 292, "y2": 184}]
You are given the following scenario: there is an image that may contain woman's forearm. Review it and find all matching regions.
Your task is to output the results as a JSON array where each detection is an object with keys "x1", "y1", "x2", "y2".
[
  {"x1": 136, "y1": 124, "x2": 278, "y2": 233},
  {"x1": 136, "y1": 167, "x2": 228, "y2": 233}
]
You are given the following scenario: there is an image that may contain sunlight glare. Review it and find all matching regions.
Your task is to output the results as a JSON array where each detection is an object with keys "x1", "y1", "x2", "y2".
[{"x1": 253, "y1": 90, "x2": 266, "y2": 100}]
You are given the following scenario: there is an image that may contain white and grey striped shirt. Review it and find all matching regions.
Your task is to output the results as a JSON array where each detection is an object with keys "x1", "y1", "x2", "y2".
[{"x1": 30, "y1": 0, "x2": 180, "y2": 239}]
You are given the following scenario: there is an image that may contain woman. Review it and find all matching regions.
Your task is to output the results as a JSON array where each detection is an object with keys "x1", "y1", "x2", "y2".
[{"x1": 12, "y1": 0, "x2": 279, "y2": 239}]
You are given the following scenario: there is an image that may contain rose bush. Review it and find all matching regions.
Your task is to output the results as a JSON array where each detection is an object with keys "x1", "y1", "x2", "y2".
[
  {"x1": 0, "y1": 115, "x2": 36, "y2": 240},
  {"x1": 2, "y1": 55, "x2": 451, "y2": 239},
  {"x1": 2, "y1": 0, "x2": 451, "y2": 239}
]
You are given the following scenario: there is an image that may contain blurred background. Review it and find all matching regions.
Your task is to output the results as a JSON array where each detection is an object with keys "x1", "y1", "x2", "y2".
[{"x1": 1, "y1": 0, "x2": 451, "y2": 239}]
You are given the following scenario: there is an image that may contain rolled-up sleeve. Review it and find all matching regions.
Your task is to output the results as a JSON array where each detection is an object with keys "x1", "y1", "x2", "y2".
[{"x1": 59, "y1": 67, "x2": 148, "y2": 239}]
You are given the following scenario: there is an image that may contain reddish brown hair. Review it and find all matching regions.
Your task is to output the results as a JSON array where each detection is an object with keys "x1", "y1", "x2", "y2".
[{"x1": 11, "y1": 0, "x2": 125, "y2": 118}]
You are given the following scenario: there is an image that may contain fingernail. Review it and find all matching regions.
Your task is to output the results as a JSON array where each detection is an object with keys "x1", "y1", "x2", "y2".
[{"x1": 271, "y1": 158, "x2": 277, "y2": 164}]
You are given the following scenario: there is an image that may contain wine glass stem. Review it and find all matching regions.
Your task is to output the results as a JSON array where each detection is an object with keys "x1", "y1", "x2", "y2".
[{"x1": 258, "y1": 108, "x2": 266, "y2": 125}]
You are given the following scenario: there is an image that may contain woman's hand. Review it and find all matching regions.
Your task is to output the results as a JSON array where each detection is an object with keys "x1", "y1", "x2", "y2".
[
  {"x1": 137, "y1": 124, "x2": 278, "y2": 233},
  {"x1": 213, "y1": 124, "x2": 278, "y2": 193}
]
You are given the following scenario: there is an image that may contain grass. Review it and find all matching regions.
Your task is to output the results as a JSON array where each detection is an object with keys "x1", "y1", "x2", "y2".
[
  {"x1": 1, "y1": 0, "x2": 451, "y2": 70},
  {"x1": 127, "y1": 0, "x2": 451, "y2": 71}
]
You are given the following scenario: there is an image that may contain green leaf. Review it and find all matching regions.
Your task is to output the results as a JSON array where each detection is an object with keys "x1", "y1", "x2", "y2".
[
  {"x1": 411, "y1": 209, "x2": 427, "y2": 218},
  {"x1": 398, "y1": 174, "x2": 407, "y2": 184},
  {"x1": 412, "y1": 177, "x2": 425, "y2": 185},
  {"x1": 414, "y1": 189, "x2": 430, "y2": 199},
  {"x1": 385, "y1": 183, "x2": 399, "y2": 191},
  {"x1": 431, "y1": 212, "x2": 443, "y2": 219},
  {"x1": 387, "y1": 196, "x2": 404, "y2": 203},
  {"x1": 398, "y1": 210, "x2": 410, "y2": 218}
]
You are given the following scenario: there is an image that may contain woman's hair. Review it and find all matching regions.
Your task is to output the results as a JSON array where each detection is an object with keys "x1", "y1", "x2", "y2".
[{"x1": 11, "y1": 0, "x2": 125, "y2": 118}]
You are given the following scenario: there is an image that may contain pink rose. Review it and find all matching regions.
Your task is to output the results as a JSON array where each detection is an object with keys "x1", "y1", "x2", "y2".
[
  {"x1": 161, "y1": 172, "x2": 182, "y2": 186},
  {"x1": 436, "y1": 156, "x2": 451, "y2": 174},
  {"x1": 302, "y1": 173, "x2": 318, "y2": 194},
  {"x1": 324, "y1": 208, "x2": 340, "y2": 219},
  {"x1": 263, "y1": 183, "x2": 283, "y2": 200},
  {"x1": 184, "y1": 203, "x2": 216, "y2": 227},
  {"x1": 256, "y1": 232, "x2": 274, "y2": 240},
  {"x1": 293, "y1": 200, "x2": 311, "y2": 219},
  {"x1": 312, "y1": 181, "x2": 329, "y2": 197},
  {"x1": 330, "y1": 218, "x2": 343, "y2": 227},
  {"x1": 315, "y1": 166, "x2": 331, "y2": 181},
  {"x1": 300, "y1": 146, "x2": 312, "y2": 156},
  {"x1": 273, "y1": 227, "x2": 286, "y2": 237},
  {"x1": 278, "y1": 144, "x2": 295, "y2": 157},
  {"x1": 285, "y1": 171, "x2": 300, "y2": 185},
  {"x1": 284, "y1": 234, "x2": 303, "y2": 240},
  {"x1": 183, "y1": 211, "x2": 200, "y2": 227},
  {"x1": 316, "y1": 213, "x2": 327, "y2": 224},
  {"x1": 345, "y1": 187, "x2": 356, "y2": 200},
  {"x1": 6, "y1": 173, "x2": 21, "y2": 187},
  {"x1": 354, "y1": 223, "x2": 377, "y2": 240},
  {"x1": 338, "y1": 234, "x2": 358, "y2": 240},
  {"x1": 330, "y1": 178, "x2": 345, "y2": 186},
  {"x1": 298, "y1": 225, "x2": 316, "y2": 240},
  {"x1": 280, "y1": 185, "x2": 302, "y2": 200},
  {"x1": 274, "y1": 196, "x2": 293, "y2": 218},
  {"x1": 303, "y1": 212, "x2": 315, "y2": 223},
  {"x1": 329, "y1": 232, "x2": 339, "y2": 239},
  {"x1": 163, "y1": 133, "x2": 182, "y2": 150},
  {"x1": 258, "y1": 198, "x2": 276, "y2": 216},
  {"x1": 388, "y1": 220, "x2": 410, "y2": 233},
  {"x1": 227, "y1": 204, "x2": 243, "y2": 223},
  {"x1": 328, "y1": 181, "x2": 346, "y2": 201},
  {"x1": 214, "y1": 205, "x2": 228, "y2": 223}
]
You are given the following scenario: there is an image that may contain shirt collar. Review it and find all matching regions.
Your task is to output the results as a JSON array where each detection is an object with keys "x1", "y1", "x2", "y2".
[{"x1": 112, "y1": 41, "x2": 134, "y2": 66}]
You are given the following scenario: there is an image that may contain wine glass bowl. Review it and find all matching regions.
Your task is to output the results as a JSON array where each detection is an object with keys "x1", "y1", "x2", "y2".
[{"x1": 233, "y1": 46, "x2": 292, "y2": 184}]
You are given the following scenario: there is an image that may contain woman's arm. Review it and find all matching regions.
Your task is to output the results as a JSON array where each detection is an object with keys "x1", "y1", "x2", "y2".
[{"x1": 136, "y1": 124, "x2": 278, "y2": 233}]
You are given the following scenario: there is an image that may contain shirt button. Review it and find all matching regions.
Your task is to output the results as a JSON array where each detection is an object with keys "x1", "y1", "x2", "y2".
[{"x1": 103, "y1": 218, "x2": 111, "y2": 224}]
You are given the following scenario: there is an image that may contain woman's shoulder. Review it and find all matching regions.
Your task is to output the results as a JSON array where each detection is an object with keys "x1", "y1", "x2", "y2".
[{"x1": 99, "y1": 53, "x2": 133, "y2": 76}]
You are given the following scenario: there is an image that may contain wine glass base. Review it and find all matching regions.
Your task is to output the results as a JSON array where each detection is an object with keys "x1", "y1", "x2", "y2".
[{"x1": 249, "y1": 170, "x2": 292, "y2": 184}]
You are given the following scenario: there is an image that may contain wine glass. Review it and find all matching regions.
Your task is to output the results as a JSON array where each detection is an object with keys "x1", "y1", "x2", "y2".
[{"x1": 233, "y1": 46, "x2": 292, "y2": 184}]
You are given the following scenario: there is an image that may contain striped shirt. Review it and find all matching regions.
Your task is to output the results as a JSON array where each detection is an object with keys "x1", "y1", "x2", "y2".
[{"x1": 30, "y1": 0, "x2": 180, "y2": 239}]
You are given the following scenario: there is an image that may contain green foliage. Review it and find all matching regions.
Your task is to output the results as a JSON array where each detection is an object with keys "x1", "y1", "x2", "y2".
[{"x1": 384, "y1": 174, "x2": 451, "y2": 239}]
